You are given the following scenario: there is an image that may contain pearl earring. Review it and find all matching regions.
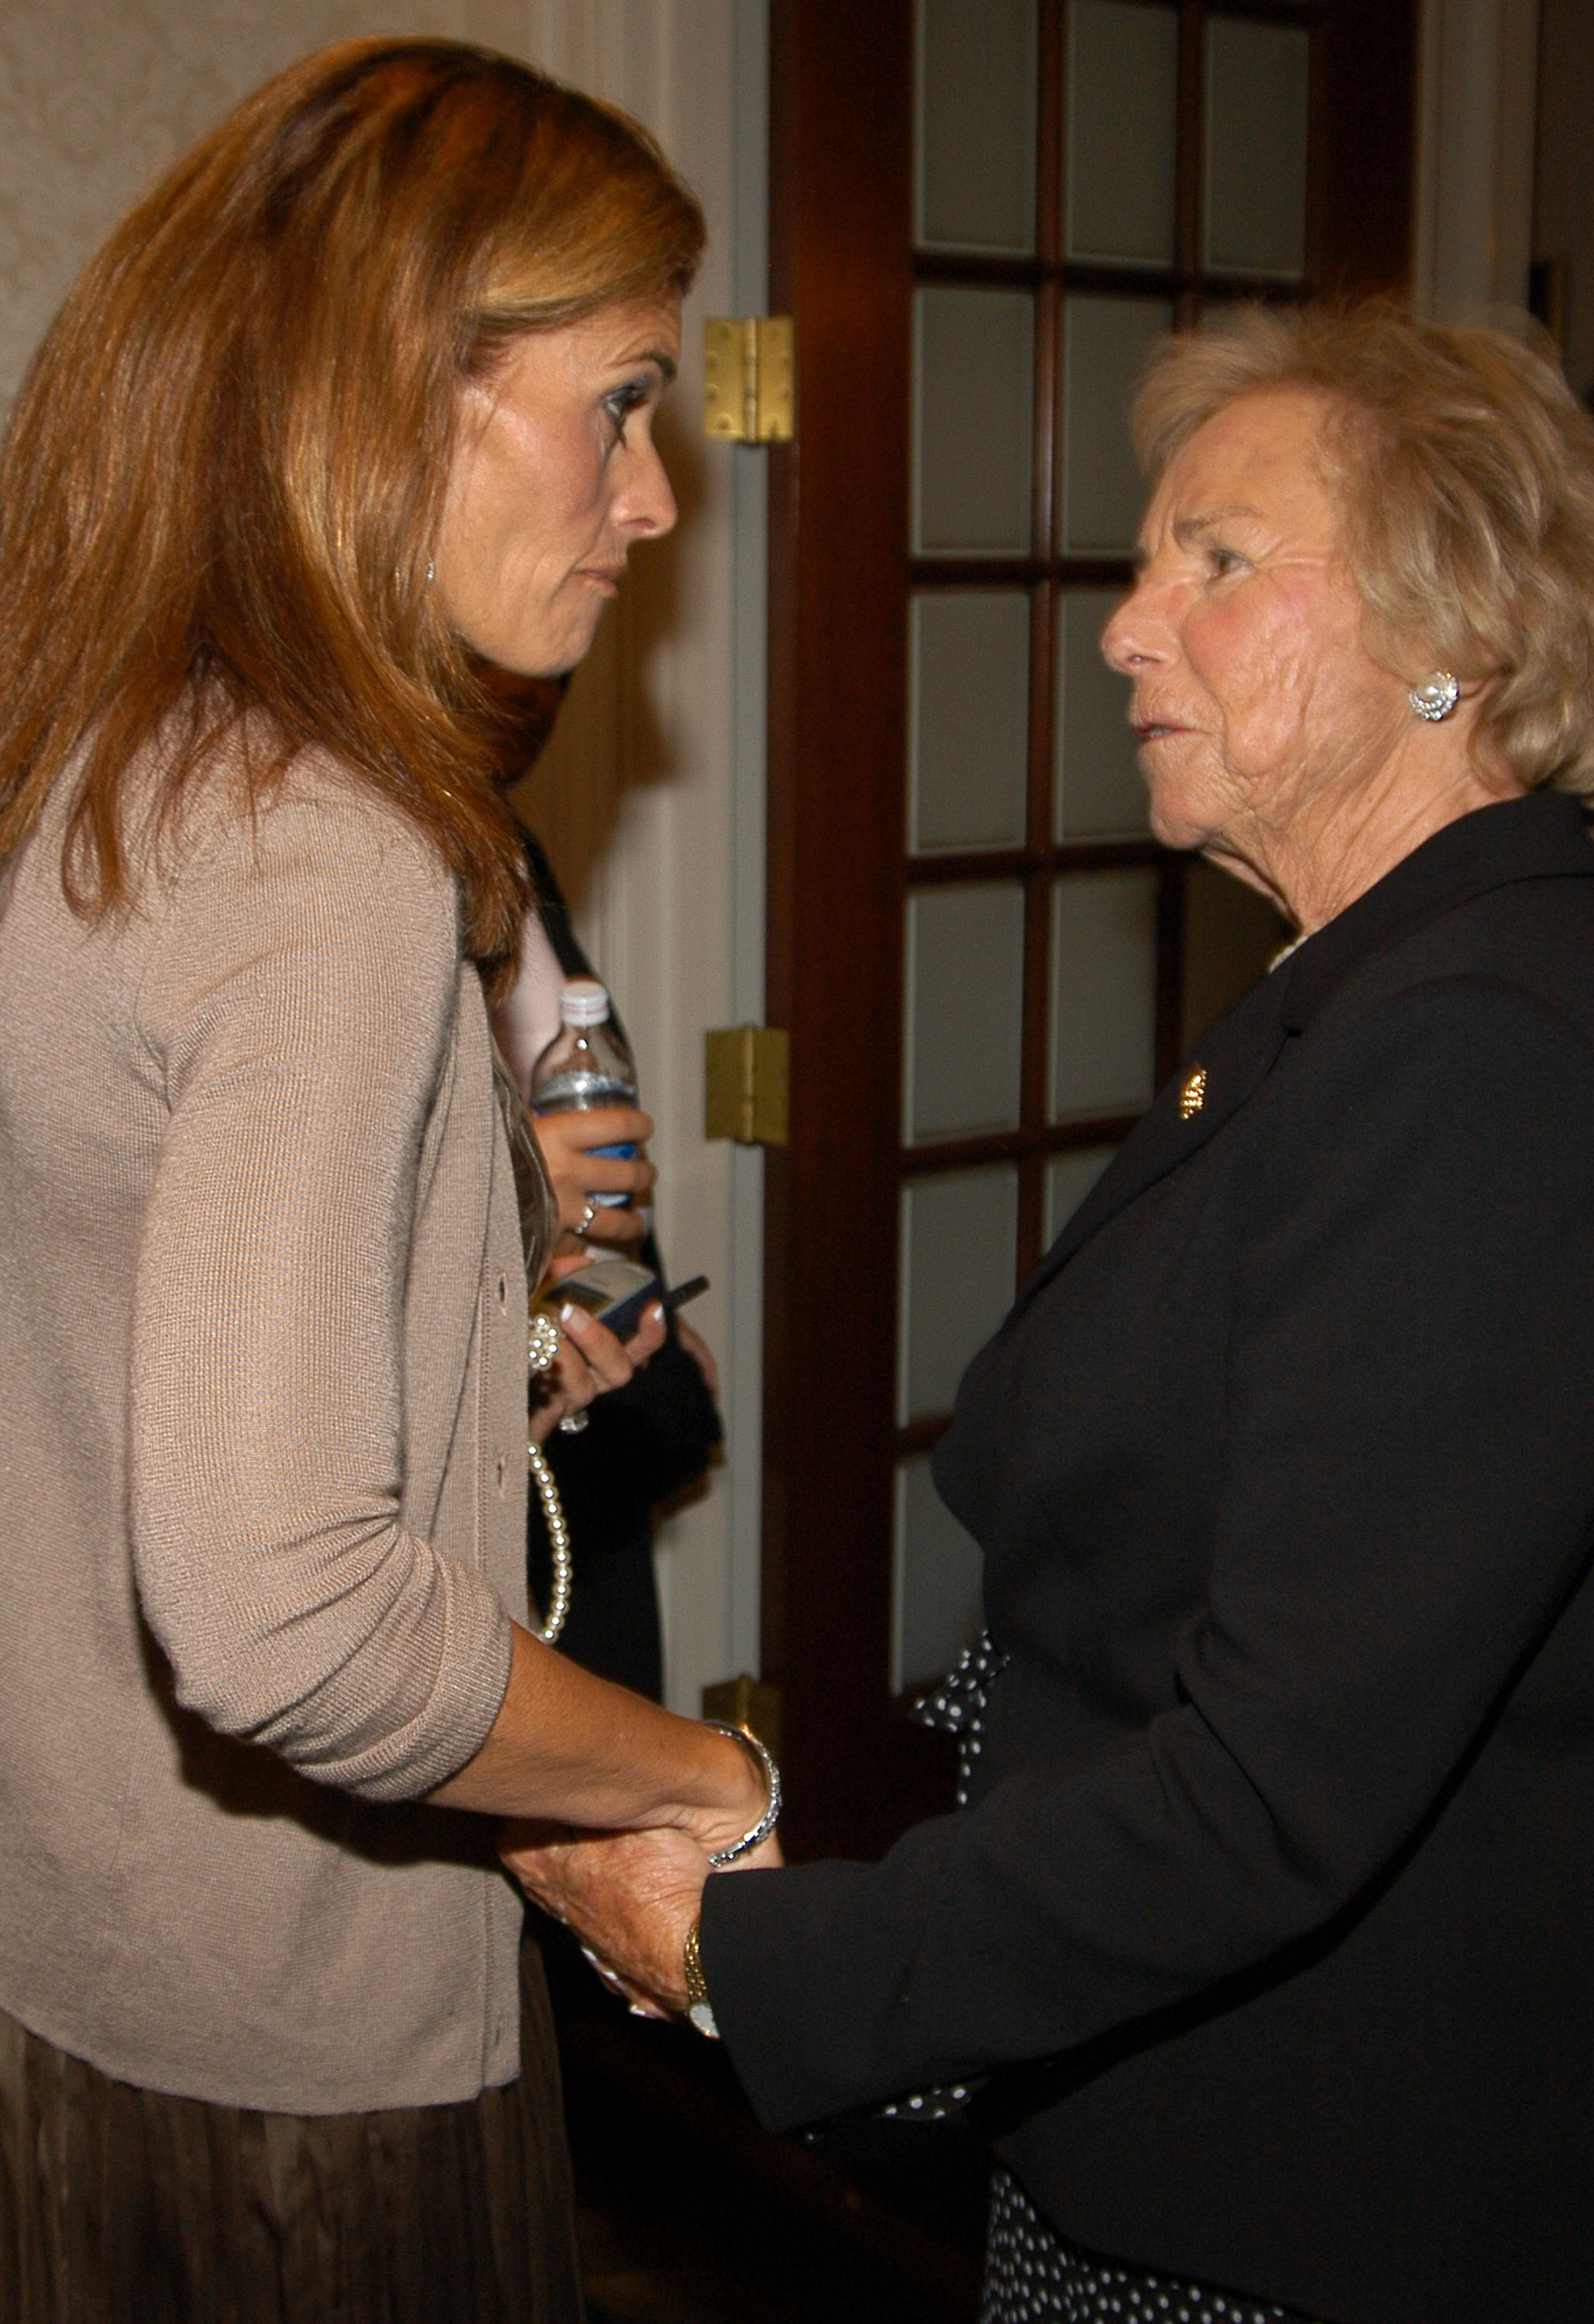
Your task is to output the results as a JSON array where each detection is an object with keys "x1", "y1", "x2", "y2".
[
  {"x1": 424, "y1": 559, "x2": 435, "y2": 584},
  {"x1": 1409, "y1": 670, "x2": 1459, "y2": 723}
]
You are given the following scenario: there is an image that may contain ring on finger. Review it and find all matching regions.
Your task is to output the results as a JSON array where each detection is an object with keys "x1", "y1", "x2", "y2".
[
  {"x1": 575, "y1": 1198, "x2": 598, "y2": 1238},
  {"x1": 558, "y1": 1410, "x2": 590, "y2": 1435}
]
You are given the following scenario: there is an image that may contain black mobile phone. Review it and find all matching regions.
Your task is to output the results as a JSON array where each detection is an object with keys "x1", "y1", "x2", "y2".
[
  {"x1": 661, "y1": 1274, "x2": 709, "y2": 1315},
  {"x1": 551, "y1": 1257, "x2": 661, "y2": 1342}
]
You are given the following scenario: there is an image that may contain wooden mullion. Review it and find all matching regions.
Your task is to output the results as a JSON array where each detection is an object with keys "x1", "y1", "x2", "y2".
[
  {"x1": 1016, "y1": 1147, "x2": 1048, "y2": 1285},
  {"x1": 1304, "y1": 2, "x2": 1329, "y2": 293},
  {"x1": 907, "y1": 836, "x2": 1163, "y2": 884},
  {"x1": 1154, "y1": 854, "x2": 1189, "y2": 1082},
  {"x1": 912, "y1": 249, "x2": 1048, "y2": 289},
  {"x1": 1207, "y1": 0, "x2": 1317, "y2": 23},
  {"x1": 1058, "y1": 258, "x2": 1182, "y2": 297},
  {"x1": 1019, "y1": 848, "x2": 1053, "y2": 1268},
  {"x1": 1195, "y1": 270, "x2": 1314, "y2": 303},
  {"x1": 902, "y1": 1113, "x2": 1143, "y2": 1174},
  {"x1": 909, "y1": 555, "x2": 1046, "y2": 586},
  {"x1": 1023, "y1": 0, "x2": 1060, "y2": 1259},
  {"x1": 1175, "y1": 0, "x2": 1205, "y2": 323},
  {"x1": 910, "y1": 552, "x2": 1133, "y2": 587},
  {"x1": 1037, "y1": 0, "x2": 1065, "y2": 267}
]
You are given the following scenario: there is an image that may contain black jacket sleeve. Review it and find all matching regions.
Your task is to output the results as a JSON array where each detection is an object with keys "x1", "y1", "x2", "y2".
[{"x1": 702, "y1": 974, "x2": 1594, "y2": 2130}]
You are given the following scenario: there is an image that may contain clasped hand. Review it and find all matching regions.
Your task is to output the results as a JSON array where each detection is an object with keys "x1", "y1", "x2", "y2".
[{"x1": 500, "y1": 1820, "x2": 782, "y2": 2018}]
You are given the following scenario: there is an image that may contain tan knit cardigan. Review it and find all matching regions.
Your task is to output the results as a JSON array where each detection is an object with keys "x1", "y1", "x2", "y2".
[{"x1": 0, "y1": 743, "x2": 531, "y2": 2113}]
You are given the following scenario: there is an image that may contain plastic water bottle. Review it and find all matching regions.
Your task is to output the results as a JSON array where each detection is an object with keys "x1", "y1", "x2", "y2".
[{"x1": 528, "y1": 978, "x2": 639, "y2": 1209}]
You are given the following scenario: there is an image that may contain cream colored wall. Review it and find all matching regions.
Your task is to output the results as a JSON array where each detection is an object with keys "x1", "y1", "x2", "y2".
[
  {"x1": 507, "y1": 2, "x2": 765, "y2": 1719},
  {"x1": 0, "y1": 0, "x2": 763, "y2": 1718}
]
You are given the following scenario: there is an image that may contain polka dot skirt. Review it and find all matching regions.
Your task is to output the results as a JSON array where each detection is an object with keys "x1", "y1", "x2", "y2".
[
  {"x1": 982, "y1": 2168, "x2": 1314, "y2": 2324},
  {"x1": 909, "y1": 1628, "x2": 1010, "y2": 1806},
  {"x1": 912, "y1": 1651, "x2": 1321, "y2": 2322}
]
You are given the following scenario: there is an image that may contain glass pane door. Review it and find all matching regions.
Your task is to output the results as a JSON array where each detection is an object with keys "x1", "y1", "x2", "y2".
[{"x1": 896, "y1": 0, "x2": 1310, "y2": 1690}]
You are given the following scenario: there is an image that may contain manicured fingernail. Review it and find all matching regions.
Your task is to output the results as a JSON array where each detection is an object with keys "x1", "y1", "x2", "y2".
[
  {"x1": 559, "y1": 1303, "x2": 580, "y2": 1327},
  {"x1": 648, "y1": 1302, "x2": 665, "y2": 1324}
]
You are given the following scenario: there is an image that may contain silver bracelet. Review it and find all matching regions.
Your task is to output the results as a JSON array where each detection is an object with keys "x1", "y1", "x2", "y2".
[{"x1": 703, "y1": 1721, "x2": 782, "y2": 1867}]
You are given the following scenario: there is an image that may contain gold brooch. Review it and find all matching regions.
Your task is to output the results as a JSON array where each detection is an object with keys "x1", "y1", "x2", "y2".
[{"x1": 1180, "y1": 1065, "x2": 1207, "y2": 1119}]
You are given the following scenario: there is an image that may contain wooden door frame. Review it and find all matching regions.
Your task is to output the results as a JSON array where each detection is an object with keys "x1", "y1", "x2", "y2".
[
  {"x1": 761, "y1": 0, "x2": 930, "y2": 1862},
  {"x1": 761, "y1": 0, "x2": 1419, "y2": 1864}
]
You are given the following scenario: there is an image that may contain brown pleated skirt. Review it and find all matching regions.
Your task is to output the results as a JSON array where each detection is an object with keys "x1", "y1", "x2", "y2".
[{"x1": 0, "y1": 1935, "x2": 583, "y2": 2324}]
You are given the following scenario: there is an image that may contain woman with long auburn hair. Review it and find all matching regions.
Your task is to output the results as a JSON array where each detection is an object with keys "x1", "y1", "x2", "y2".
[{"x1": 0, "y1": 38, "x2": 777, "y2": 2322}]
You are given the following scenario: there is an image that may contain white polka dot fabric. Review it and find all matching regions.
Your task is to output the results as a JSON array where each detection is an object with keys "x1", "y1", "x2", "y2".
[
  {"x1": 981, "y1": 2168, "x2": 1314, "y2": 2324},
  {"x1": 909, "y1": 1629, "x2": 1009, "y2": 1806}
]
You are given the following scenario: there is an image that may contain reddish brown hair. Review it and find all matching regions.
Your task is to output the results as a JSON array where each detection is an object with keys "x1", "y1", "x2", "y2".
[{"x1": 0, "y1": 37, "x2": 704, "y2": 977}]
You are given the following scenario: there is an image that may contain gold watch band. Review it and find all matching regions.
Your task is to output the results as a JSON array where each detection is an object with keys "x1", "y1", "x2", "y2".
[{"x1": 683, "y1": 1915, "x2": 719, "y2": 2040}]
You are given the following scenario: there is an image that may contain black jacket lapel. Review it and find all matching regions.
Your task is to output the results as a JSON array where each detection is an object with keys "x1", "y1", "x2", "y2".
[
  {"x1": 1016, "y1": 790, "x2": 1594, "y2": 1318},
  {"x1": 1013, "y1": 963, "x2": 1293, "y2": 1317}
]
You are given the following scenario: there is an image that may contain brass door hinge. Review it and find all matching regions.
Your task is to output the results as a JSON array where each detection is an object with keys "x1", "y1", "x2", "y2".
[
  {"x1": 703, "y1": 316, "x2": 794, "y2": 442},
  {"x1": 704, "y1": 1024, "x2": 788, "y2": 1146}
]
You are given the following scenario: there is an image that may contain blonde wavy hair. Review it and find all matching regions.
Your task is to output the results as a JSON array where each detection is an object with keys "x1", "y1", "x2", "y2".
[
  {"x1": 1132, "y1": 301, "x2": 1594, "y2": 796},
  {"x1": 0, "y1": 38, "x2": 703, "y2": 983}
]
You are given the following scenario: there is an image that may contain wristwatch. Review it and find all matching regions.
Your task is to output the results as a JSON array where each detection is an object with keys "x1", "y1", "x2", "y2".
[{"x1": 683, "y1": 1915, "x2": 719, "y2": 2040}]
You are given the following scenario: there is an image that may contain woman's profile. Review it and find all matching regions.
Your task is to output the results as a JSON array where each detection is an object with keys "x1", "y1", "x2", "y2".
[{"x1": 0, "y1": 38, "x2": 777, "y2": 2322}]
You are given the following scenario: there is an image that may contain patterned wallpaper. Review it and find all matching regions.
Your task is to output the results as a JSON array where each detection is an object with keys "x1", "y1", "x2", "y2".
[{"x1": 0, "y1": 0, "x2": 537, "y2": 407}]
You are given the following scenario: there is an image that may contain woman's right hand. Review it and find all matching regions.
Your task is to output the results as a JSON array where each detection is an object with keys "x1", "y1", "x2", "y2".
[
  {"x1": 531, "y1": 1104, "x2": 657, "y2": 1249},
  {"x1": 527, "y1": 1264, "x2": 667, "y2": 1441}
]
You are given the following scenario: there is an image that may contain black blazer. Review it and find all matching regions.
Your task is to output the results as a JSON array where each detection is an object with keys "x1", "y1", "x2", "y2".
[{"x1": 703, "y1": 791, "x2": 1594, "y2": 2324}]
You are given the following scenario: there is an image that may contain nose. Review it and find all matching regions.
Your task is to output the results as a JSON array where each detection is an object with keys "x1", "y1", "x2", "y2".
[
  {"x1": 1100, "y1": 572, "x2": 1171, "y2": 675},
  {"x1": 620, "y1": 430, "x2": 677, "y2": 540}
]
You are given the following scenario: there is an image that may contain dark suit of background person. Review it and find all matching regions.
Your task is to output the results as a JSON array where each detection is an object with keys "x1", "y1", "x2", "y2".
[
  {"x1": 521, "y1": 827, "x2": 722, "y2": 1698},
  {"x1": 702, "y1": 788, "x2": 1594, "y2": 2324}
]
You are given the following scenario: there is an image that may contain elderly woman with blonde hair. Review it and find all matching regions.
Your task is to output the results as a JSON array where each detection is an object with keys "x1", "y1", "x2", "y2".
[
  {"x1": 0, "y1": 40, "x2": 780, "y2": 2323},
  {"x1": 510, "y1": 304, "x2": 1594, "y2": 2324}
]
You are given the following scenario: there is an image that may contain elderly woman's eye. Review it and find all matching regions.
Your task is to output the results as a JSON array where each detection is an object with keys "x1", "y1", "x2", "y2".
[{"x1": 1208, "y1": 545, "x2": 1245, "y2": 577}]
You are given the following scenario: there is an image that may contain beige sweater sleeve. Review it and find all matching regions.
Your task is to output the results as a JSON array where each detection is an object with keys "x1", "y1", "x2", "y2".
[{"x1": 128, "y1": 785, "x2": 514, "y2": 1801}]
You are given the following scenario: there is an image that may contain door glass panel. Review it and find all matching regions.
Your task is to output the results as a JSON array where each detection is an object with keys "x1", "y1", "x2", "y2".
[
  {"x1": 1200, "y1": 298, "x2": 1250, "y2": 338},
  {"x1": 1044, "y1": 1144, "x2": 1116, "y2": 1246},
  {"x1": 917, "y1": 0, "x2": 1039, "y2": 254},
  {"x1": 898, "y1": 1166, "x2": 1019, "y2": 1422},
  {"x1": 1066, "y1": 0, "x2": 1177, "y2": 266},
  {"x1": 1181, "y1": 858, "x2": 1287, "y2": 1052},
  {"x1": 1204, "y1": 16, "x2": 1309, "y2": 277},
  {"x1": 1049, "y1": 867, "x2": 1158, "y2": 1119},
  {"x1": 892, "y1": 1453, "x2": 984, "y2": 1693},
  {"x1": 1058, "y1": 296, "x2": 1172, "y2": 552},
  {"x1": 905, "y1": 882, "x2": 1025, "y2": 1143},
  {"x1": 914, "y1": 287, "x2": 1036, "y2": 555},
  {"x1": 911, "y1": 592, "x2": 1031, "y2": 853},
  {"x1": 1054, "y1": 588, "x2": 1146, "y2": 839}
]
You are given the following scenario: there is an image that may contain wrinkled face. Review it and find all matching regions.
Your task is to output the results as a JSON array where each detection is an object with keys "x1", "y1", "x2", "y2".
[
  {"x1": 433, "y1": 296, "x2": 681, "y2": 676},
  {"x1": 1100, "y1": 388, "x2": 1411, "y2": 866}
]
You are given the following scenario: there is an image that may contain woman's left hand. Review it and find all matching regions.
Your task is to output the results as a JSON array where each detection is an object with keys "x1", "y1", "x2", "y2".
[
  {"x1": 532, "y1": 1104, "x2": 657, "y2": 1250},
  {"x1": 528, "y1": 1261, "x2": 666, "y2": 1442}
]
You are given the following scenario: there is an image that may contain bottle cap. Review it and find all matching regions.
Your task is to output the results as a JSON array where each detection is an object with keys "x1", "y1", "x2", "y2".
[{"x1": 558, "y1": 978, "x2": 611, "y2": 1027}]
